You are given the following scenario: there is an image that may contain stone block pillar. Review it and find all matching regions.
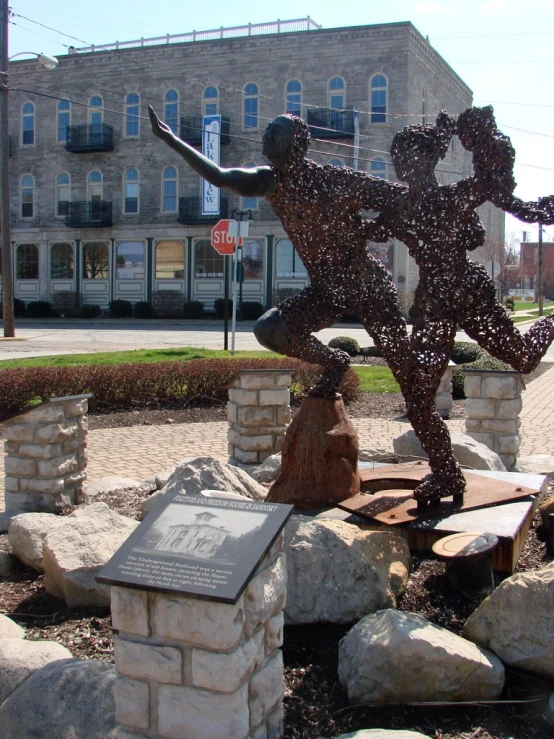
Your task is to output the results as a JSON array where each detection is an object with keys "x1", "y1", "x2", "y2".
[
  {"x1": 464, "y1": 369, "x2": 524, "y2": 469},
  {"x1": 111, "y1": 535, "x2": 286, "y2": 739},
  {"x1": 3, "y1": 394, "x2": 92, "y2": 512},
  {"x1": 435, "y1": 363, "x2": 454, "y2": 419},
  {"x1": 228, "y1": 369, "x2": 293, "y2": 466}
]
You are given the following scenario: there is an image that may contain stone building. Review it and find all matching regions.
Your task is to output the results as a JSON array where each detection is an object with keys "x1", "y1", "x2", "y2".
[{"x1": 5, "y1": 17, "x2": 504, "y2": 313}]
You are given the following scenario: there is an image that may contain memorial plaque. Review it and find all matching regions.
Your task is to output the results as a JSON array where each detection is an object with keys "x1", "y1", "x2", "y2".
[{"x1": 96, "y1": 494, "x2": 293, "y2": 604}]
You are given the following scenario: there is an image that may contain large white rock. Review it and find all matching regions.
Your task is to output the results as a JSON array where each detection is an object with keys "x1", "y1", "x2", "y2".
[
  {"x1": 142, "y1": 456, "x2": 267, "y2": 516},
  {"x1": 393, "y1": 430, "x2": 506, "y2": 471},
  {"x1": 0, "y1": 658, "x2": 118, "y2": 738},
  {"x1": 284, "y1": 517, "x2": 411, "y2": 625},
  {"x1": 78, "y1": 475, "x2": 145, "y2": 504},
  {"x1": 252, "y1": 452, "x2": 282, "y2": 483},
  {"x1": 338, "y1": 609, "x2": 504, "y2": 704},
  {"x1": 337, "y1": 732, "x2": 431, "y2": 739},
  {"x1": 515, "y1": 454, "x2": 554, "y2": 478},
  {"x1": 8, "y1": 512, "x2": 69, "y2": 572},
  {"x1": 43, "y1": 502, "x2": 138, "y2": 608},
  {"x1": 0, "y1": 638, "x2": 72, "y2": 703},
  {"x1": 463, "y1": 563, "x2": 554, "y2": 678},
  {"x1": 0, "y1": 614, "x2": 25, "y2": 640}
]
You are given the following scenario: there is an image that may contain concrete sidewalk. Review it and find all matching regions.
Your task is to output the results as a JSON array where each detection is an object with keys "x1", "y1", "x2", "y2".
[{"x1": 1, "y1": 365, "x2": 553, "y2": 512}]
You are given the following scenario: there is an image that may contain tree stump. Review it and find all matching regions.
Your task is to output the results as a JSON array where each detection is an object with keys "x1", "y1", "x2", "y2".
[{"x1": 266, "y1": 394, "x2": 360, "y2": 508}]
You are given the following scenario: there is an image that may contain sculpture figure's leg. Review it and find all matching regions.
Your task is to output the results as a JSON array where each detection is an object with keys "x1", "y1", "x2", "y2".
[{"x1": 254, "y1": 287, "x2": 349, "y2": 396}]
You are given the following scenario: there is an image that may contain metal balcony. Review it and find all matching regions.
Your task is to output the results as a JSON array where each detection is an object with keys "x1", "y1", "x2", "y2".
[
  {"x1": 65, "y1": 124, "x2": 114, "y2": 152},
  {"x1": 307, "y1": 107, "x2": 355, "y2": 139},
  {"x1": 178, "y1": 197, "x2": 229, "y2": 225},
  {"x1": 179, "y1": 116, "x2": 231, "y2": 146},
  {"x1": 65, "y1": 201, "x2": 113, "y2": 227}
]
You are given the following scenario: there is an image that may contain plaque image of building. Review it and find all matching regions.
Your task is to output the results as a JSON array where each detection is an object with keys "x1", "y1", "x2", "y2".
[{"x1": 154, "y1": 511, "x2": 230, "y2": 559}]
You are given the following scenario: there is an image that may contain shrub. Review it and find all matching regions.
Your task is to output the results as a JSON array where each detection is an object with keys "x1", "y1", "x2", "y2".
[
  {"x1": 26, "y1": 301, "x2": 52, "y2": 318},
  {"x1": 51, "y1": 291, "x2": 80, "y2": 318},
  {"x1": 134, "y1": 301, "x2": 155, "y2": 319},
  {"x1": 240, "y1": 301, "x2": 264, "y2": 321},
  {"x1": 183, "y1": 301, "x2": 204, "y2": 319},
  {"x1": 359, "y1": 345, "x2": 382, "y2": 358},
  {"x1": 152, "y1": 291, "x2": 183, "y2": 318},
  {"x1": 214, "y1": 298, "x2": 233, "y2": 318},
  {"x1": 81, "y1": 304, "x2": 102, "y2": 318},
  {"x1": 451, "y1": 341, "x2": 483, "y2": 365},
  {"x1": 14, "y1": 299, "x2": 26, "y2": 317},
  {"x1": 328, "y1": 336, "x2": 360, "y2": 357},
  {"x1": 109, "y1": 299, "x2": 133, "y2": 318},
  {"x1": 505, "y1": 296, "x2": 515, "y2": 311},
  {"x1": 451, "y1": 355, "x2": 511, "y2": 399}
]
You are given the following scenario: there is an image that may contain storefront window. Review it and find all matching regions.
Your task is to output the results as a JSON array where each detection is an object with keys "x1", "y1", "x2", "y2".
[
  {"x1": 83, "y1": 241, "x2": 109, "y2": 279},
  {"x1": 155, "y1": 241, "x2": 185, "y2": 279},
  {"x1": 116, "y1": 241, "x2": 145, "y2": 279},
  {"x1": 16, "y1": 243, "x2": 39, "y2": 280},
  {"x1": 275, "y1": 238, "x2": 307, "y2": 278},
  {"x1": 51, "y1": 243, "x2": 74, "y2": 279},
  {"x1": 242, "y1": 239, "x2": 264, "y2": 279},
  {"x1": 195, "y1": 239, "x2": 223, "y2": 278}
]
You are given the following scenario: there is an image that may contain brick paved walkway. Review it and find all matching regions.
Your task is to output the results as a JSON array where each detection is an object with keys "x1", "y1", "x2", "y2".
[{"x1": 2, "y1": 366, "x2": 554, "y2": 512}]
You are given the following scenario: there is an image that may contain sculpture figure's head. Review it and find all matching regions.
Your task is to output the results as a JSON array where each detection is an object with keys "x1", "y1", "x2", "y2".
[
  {"x1": 391, "y1": 112, "x2": 455, "y2": 186},
  {"x1": 262, "y1": 115, "x2": 310, "y2": 172}
]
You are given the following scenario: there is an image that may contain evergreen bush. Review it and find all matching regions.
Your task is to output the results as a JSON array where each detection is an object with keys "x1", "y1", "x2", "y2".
[
  {"x1": 328, "y1": 336, "x2": 360, "y2": 357},
  {"x1": 109, "y1": 299, "x2": 133, "y2": 318}
]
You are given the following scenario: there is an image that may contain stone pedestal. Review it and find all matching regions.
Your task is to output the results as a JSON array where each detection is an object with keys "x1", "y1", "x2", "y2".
[
  {"x1": 228, "y1": 369, "x2": 293, "y2": 466},
  {"x1": 111, "y1": 536, "x2": 286, "y2": 739},
  {"x1": 3, "y1": 394, "x2": 92, "y2": 512},
  {"x1": 464, "y1": 370, "x2": 524, "y2": 470},
  {"x1": 266, "y1": 394, "x2": 360, "y2": 508},
  {"x1": 436, "y1": 363, "x2": 454, "y2": 419}
]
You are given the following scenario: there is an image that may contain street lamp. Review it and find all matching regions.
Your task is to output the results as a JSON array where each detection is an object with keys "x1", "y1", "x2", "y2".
[{"x1": 1, "y1": 0, "x2": 59, "y2": 337}]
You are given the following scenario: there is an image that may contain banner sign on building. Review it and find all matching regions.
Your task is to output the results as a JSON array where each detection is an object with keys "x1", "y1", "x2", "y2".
[{"x1": 202, "y1": 115, "x2": 221, "y2": 216}]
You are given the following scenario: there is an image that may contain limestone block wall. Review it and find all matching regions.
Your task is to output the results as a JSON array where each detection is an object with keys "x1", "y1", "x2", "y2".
[
  {"x1": 111, "y1": 535, "x2": 286, "y2": 739},
  {"x1": 435, "y1": 364, "x2": 454, "y2": 419},
  {"x1": 228, "y1": 370, "x2": 293, "y2": 466},
  {"x1": 3, "y1": 394, "x2": 91, "y2": 512},
  {"x1": 464, "y1": 370, "x2": 524, "y2": 469}
]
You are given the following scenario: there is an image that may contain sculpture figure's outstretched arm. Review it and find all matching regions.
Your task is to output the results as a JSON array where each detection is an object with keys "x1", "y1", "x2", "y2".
[
  {"x1": 501, "y1": 194, "x2": 554, "y2": 225},
  {"x1": 148, "y1": 106, "x2": 275, "y2": 198}
]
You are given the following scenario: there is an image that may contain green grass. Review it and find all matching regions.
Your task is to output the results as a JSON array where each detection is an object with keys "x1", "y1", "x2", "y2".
[
  {"x1": 513, "y1": 300, "x2": 553, "y2": 311},
  {"x1": 352, "y1": 365, "x2": 399, "y2": 393}
]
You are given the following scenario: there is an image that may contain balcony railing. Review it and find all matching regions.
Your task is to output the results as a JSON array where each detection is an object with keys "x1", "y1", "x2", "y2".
[
  {"x1": 178, "y1": 197, "x2": 229, "y2": 225},
  {"x1": 65, "y1": 201, "x2": 113, "y2": 227},
  {"x1": 307, "y1": 107, "x2": 355, "y2": 139},
  {"x1": 180, "y1": 116, "x2": 231, "y2": 147},
  {"x1": 65, "y1": 124, "x2": 114, "y2": 152}
]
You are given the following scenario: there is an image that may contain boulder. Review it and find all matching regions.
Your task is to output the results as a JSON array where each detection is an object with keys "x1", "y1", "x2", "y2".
[
  {"x1": 284, "y1": 517, "x2": 410, "y2": 624},
  {"x1": 142, "y1": 456, "x2": 267, "y2": 516},
  {"x1": 8, "y1": 512, "x2": 69, "y2": 572},
  {"x1": 0, "y1": 614, "x2": 25, "y2": 640},
  {"x1": 539, "y1": 492, "x2": 554, "y2": 528},
  {"x1": 463, "y1": 563, "x2": 554, "y2": 678},
  {"x1": 337, "y1": 732, "x2": 431, "y2": 739},
  {"x1": 78, "y1": 475, "x2": 145, "y2": 504},
  {"x1": 339, "y1": 609, "x2": 504, "y2": 704},
  {"x1": 515, "y1": 454, "x2": 554, "y2": 478},
  {"x1": 0, "y1": 638, "x2": 72, "y2": 704},
  {"x1": 358, "y1": 448, "x2": 403, "y2": 464},
  {"x1": 393, "y1": 430, "x2": 506, "y2": 471},
  {"x1": 252, "y1": 452, "x2": 282, "y2": 483},
  {"x1": 43, "y1": 502, "x2": 138, "y2": 608},
  {"x1": 0, "y1": 658, "x2": 118, "y2": 738}
]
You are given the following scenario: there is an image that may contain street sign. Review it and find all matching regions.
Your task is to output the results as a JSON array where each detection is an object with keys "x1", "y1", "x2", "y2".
[{"x1": 211, "y1": 219, "x2": 241, "y2": 255}]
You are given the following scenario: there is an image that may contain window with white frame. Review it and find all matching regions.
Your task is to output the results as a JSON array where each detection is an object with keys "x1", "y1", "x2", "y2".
[
  {"x1": 56, "y1": 172, "x2": 70, "y2": 217},
  {"x1": 155, "y1": 240, "x2": 185, "y2": 279},
  {"x1": 20, "y1": 174, "x2": 34, "y2": 218},
  {"x1": 243, "y1": 83, "x2": 259, "y2": 129},
  {"x1": 116, "y1": 241, "x2": 145, "y2": 279},
  {"x1": 241, "y1": 162, "x2": 258, "y2": 210},
  {"x1": 162, "y1": 166, "x2": 178, "y2": 213},
  {"x1": 195, "y1": 239, "x2": 224, "y2": 278},
  {"x1": 203, "y1": 86, "x2": 219, "y2": 116},
  {"x1": 328, "y1": 77, "x2": 345, "y2": 109},
  {"x1": 87, "y1": 170, "x2": 103, "y2": 221},
  {"x1": 17, "y1": 244, "x2": 39, "y2": 279},
  {"x1": 57, "y1": 99, "x2": 70, "y2": 144},
  {"x1": 83, "y1": 241, "x2": 109, "y2": 279},
  {"x1": 285, "y1": 79, "x2": 302, "y2": 115},
  {"x1": 242, "y1": 239, "x2": 264, "y2": 279},
  {"x1": 164, "y1": 89, "x2": 179, "y2": 134},
  {"x1": 275, "y1": 238, "x2": 307, "y2": 278},
  {"x1": 50, "y1": 242, "x2": 74, "y2": 279},
  {"x1": 88, "y1": 95, "x2": 103, "y2": 126},
  {"x1": 370, "y1": 74, "x2": 387, "y2": 123},
  {"x1": 123, "y1": 168, "x2": 139, "y2": 214},
  {"x1": 125, "y1": 92, "x2": 140, "y2": 137},
  {"x1": 370, "y1": 157, "x2": 387, "y2": 179},
  {"x1": 21, "y1": 102, "x2": 35, "y2": 146}
]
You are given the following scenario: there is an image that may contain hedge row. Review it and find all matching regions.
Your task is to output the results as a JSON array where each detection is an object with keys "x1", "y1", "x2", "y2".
[{"x1": 0, "y1": 358, "x2": 360, "y2": 421}]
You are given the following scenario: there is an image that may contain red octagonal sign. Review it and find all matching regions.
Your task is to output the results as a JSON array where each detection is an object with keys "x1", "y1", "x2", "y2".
[{"x1": 211, "y1": 219, "x2": 240, "y2": 255}]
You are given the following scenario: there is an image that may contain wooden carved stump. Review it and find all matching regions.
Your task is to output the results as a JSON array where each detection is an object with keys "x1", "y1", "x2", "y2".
[{"x1": 266, "y1": 394, "x2": 360, "y2": 508}]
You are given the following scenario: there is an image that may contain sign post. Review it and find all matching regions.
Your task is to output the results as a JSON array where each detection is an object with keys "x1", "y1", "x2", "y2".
[
  {"x1": 228, "y1": 220, "x2": 249, "y2": 354},
  {"x1": 211, "y1": 219, "x2": 241, "y2": 351}
]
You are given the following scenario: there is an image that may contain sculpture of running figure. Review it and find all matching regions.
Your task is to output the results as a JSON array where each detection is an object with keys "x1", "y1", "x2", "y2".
[
  {"x1": 366, "y1": 106, "x2": 554, "y2": 506},
  {"x1": 148, "y1": 106, "x2": 410, "y2": 399}
]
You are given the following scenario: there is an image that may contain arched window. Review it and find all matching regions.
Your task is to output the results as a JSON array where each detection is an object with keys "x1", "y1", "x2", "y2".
[
  {"x1": 164, "y1": 89, "x2": 179, "y2": 134},
  {"x1": 275, "y1": 238, "x2": 307, "y2": 278},
  {"x1": 56, "y1": 172, "x2": 70, "y2": 217},
  {"x1": 57, "y1": 99, "x2": 70, "y2": 144},
  {"x1": 51, "y1": 242, "x2": 74, "y2": 279},
  {"x1": 155, "y1": 240, "x2": 185, "y2": 279},
  {"x1": 116, "y1": 241, "x2": 145, "y2": 279},
  {"x1": 20, "y1": 175, "x2": 34, "y2": 218},
  {"x1": 370, "y1": 74, "x2": 388, "y2": 124},
  {"x1": 370, "y1": 157, "x2": 387, "y2": 179},
  {"x1": 22, "y1": 102, "x2": 35, "y2": 146},
  {"x1": 17, "y1": 244, "x2": 39, "y2": 279},
  {"x1": 161, "y1": 166, "x2": 178, "y2": 213},
  {"x1": 195, "y1": 239, "x2": 224, "y2": 278},
  {"x1": 241, "y1": 162, "x2": 258, "y2": 211},
  {"x1": 285, "y1": 79, "x2": 302, "y2": 116},
  {"x1": 83, "y1": 241, "x2": 109, "y2": 279},
  {"x1": 125, "y1": 92, "x2": 140, "y2": 137},
  {"x1": 87, "y1": 170, "x2": 103, "y2": 221},
  {"x1": 88, "y1": 95, "x2": 103, "y2": 126},
  {"x1": 328, "y1": 157, "x2": 344, "y2": 168},
  {"x1": 328, "y1": 77, "x2": 345, "y2": 109},
  {"x1": 123, "y1": 168, "x2": 139, "y2": 214},
  {"x1": 243, "y1": 83, "x2": 259, "y2": 130},
  {"x1": 203, "y1": 86, "x2": 219, "y2": 116}
]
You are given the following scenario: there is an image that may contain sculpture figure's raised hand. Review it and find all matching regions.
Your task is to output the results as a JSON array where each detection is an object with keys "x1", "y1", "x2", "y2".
[{"x1": 149, "y1": 105, "x2": 174, "y2": 143}]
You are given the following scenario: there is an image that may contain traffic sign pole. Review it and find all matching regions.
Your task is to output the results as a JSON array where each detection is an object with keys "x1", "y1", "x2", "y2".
[
  {"x1": 231, "y1": 238, "x2": 239, "y2": 354},
  {"x1": 223, "y1": 255, "x2": 230, "y2": 351}
]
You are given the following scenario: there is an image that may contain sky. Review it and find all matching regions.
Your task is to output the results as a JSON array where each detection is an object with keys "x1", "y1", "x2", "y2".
[{"x1": 7, "y1": 0, "x2": 554, "y2": 243}]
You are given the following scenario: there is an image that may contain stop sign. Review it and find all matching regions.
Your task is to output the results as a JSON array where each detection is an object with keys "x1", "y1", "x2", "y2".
[{"x1": 211, "y1": 219, "x2": 240, "y2": 255}]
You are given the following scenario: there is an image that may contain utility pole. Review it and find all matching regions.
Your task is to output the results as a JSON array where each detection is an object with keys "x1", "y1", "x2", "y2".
[
  {"x1": 538, "y1": 222, "x2": 544, "y2": 316},
  {"x1": 0, "y1": 0, "x2": 14, "y2": 337}
]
